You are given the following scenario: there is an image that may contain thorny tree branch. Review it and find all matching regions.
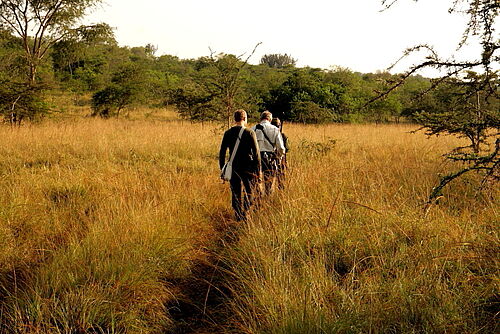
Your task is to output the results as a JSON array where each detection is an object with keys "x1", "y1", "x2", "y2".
[
  {"x1": 426, "y1": 138, "x2": 500, "y2": 204},
  {"x1": 363, "y1": 44, "x2": 486, "y2": 107},
  {"x1": 375, "y1": 0, "x2": 499, "y2": 205}
]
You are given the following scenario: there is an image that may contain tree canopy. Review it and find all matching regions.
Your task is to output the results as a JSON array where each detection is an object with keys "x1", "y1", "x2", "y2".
[
  {"x1": 260, "y1": 53, "x2": 297, "y2": 68},
  {"x1": 0, "y1": 0, "x2": 104, "y2": 85}
]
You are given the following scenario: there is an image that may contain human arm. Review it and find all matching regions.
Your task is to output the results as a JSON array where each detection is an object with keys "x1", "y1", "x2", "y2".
[
  {"x1": 282, "y1": 133, "x2": 289, "y2": 152},
  {"x1": 219, "y1": 132, "x2": 229, "y2": 170},
  {"x1": 249, "y1": 129, "x2": 262, "y2": 176},
  {"x1": 274, "y1": 128, "x2": 285, "y2": 157}
]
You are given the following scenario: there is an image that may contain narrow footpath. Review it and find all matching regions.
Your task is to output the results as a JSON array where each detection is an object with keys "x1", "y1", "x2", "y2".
[{"x1": 166, "y1": 214, "x2": 242, "y2": 334}]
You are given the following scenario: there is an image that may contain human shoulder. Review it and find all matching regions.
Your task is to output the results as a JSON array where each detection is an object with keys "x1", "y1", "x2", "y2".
[
  {"x1": 224, "y1": 125, "x2": 242, "y2": 134},
  {"x1": 265, "y1": 123, "x2": 280, "y2": 133},
  {"x1": 255, "y1": 121, "x2": 272, "y2": 130},
  {"x1": 243, "y1": 127, "x2": 257, "y2": 139}
]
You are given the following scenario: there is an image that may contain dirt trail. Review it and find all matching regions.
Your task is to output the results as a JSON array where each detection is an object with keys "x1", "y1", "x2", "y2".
[{"x1": 166, "y1": 214, "x2": 241, "y2": 334}]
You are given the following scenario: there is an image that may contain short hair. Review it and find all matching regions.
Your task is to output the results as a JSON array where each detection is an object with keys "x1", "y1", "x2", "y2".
[
  {"x1": 260, "y1": 111, "x2": 272, "y2": 121},
  {"x1": 234, "y1": 109, "x2": 247, "y2": 122},
  {"x1": 271, "y1": 118, "x2": 281, "y2": 127}
]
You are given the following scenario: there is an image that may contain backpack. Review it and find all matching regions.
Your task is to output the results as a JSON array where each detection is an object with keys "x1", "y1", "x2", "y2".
[{"x1": 255, "y1": 124, "x2": 278, "y2": 172}]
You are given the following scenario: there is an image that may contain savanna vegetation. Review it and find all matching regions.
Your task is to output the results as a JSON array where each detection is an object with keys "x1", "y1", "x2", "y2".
[
  {"x1": 1, "y1": 1, "x2": 496, "y2": 126},
  {"x1": 0, "y1": 117, "x2": 498, "y2": 333},
  {"x1": 0, "y1": 0, "x2": 498, "y2": 333}
]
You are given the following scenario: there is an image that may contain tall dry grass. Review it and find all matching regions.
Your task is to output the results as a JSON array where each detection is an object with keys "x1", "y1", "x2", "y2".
[
  {"x1": 0, "y1": 118, "x2": 227, "y2": 333},
  {"x1": 225, "y1": 123, "x2": 499, "y2": 333},
  {"x1": 0, "y1": 118, "x2": 497, "y2": 333}
]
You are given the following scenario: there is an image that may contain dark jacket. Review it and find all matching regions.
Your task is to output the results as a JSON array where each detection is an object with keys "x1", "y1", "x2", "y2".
[{"x1": 219, "y1": 126, "x2": 261, "y2": 176}]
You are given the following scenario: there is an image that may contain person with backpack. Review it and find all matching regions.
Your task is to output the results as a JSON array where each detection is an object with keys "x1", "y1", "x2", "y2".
[
  {"x1": 219, "y1": 109, "x2": 261, "y2": 221},
  {"x1": 252, "y1": 111, "x2": 285, "y2": 195},
  {"x1": 271, "y1": 117, "x2": 289, "y2": 190}
]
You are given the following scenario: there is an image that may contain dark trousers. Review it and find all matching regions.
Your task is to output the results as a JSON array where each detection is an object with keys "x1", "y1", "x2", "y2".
[
  {"x1": 261, "y1": 152, "x2": 277, "y2": 195},
  {"x1": 230, "y1": 171, "x2": 258, "y2": 221},
  {"x1": 276, "y1": 156, "x2": 287, "y2": 190}
]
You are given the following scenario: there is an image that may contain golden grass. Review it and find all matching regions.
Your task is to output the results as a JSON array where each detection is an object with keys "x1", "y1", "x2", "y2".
[
  {"x1": 0, "y1": 118, "x2": 225, "y2": 332},
  {"x1": 226, "y1": 123, "x2": 499, "y2": 333},
  {"x1": 0, "y1": 118, "x2": 498, "y2": 333}
]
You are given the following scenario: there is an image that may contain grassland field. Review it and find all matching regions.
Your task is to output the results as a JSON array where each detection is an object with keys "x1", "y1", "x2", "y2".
[{"x1": 0, "y1": 108, "x2": 498, "y2": 333}]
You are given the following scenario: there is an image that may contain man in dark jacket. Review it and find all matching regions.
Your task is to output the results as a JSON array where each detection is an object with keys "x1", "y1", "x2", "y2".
[{"x1": 219, "y1": 109, "x2": 261, "y2": 221}]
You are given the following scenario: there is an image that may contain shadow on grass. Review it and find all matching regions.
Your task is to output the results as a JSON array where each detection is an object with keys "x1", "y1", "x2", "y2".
[{"x1": 165, "y1": 208, "x2": 243, "y2": 334}]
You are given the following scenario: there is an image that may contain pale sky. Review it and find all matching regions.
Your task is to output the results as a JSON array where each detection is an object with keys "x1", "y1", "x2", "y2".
[{"x1": 86, "y1": 0, "x2": 486, "y2": 75}]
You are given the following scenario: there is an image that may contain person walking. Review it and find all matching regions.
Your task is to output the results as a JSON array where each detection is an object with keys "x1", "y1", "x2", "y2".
[
  {"x1": 252, "y1": 111, "x2": 285, "y2": 195},
  {"x1": 219, "y1": 109, "x2": 261, "y2": 221},
  {"x1": 271, "y1": 117, "x2": 289, "y2": 190}
]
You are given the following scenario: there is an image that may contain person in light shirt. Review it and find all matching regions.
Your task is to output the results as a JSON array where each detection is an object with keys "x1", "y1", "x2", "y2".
[{"x1": 252, "y1": 111, "x2": 285, "y2": 195}]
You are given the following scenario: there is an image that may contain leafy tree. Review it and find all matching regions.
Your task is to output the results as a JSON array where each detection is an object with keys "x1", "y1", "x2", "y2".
[
  {"x1": 144, "y1": 43, "x2": 158, "y2": 58},
  {"x1": 170, "y1": 83, "x2": 218, "y2": 121},
  {"x1": 0, "y1": 0, "x2": 104, "y2": 85},
  {"x1": 239, "y1": 64, "x2": 290, "y2": 120},
  {"x1": 153, "y1": 55, "x2": 198, "y2": 107},
  {"x1": 0, "y1": 81, "x2": 49, "y2": 124},
  {"x1": 265, "y1": 68, "x2": 344, "y2": 123},
  {"x1": 51, "y1": 23, "x2": 116, "y2": 90},
  {"x1": 369, "y1": 93, "x2": 402, "y2": 123},
  {"x1": 0, "y1": 0, "x2": 104, "y2": 123},
  {"x1": 0, "y1": 27, "x2": 24, "y2": 80},
  {"x1": 291, "y1": 100, "x2": 336, "y2": 124},
  {"x1": 172, "y1": 44, "x2": 260, "y2": 126},
  {"x1": 325, "y1": 67, "x2": 364, "y2": 117},
  {"x1": 260, "y1": 53, "x2": 297, "y2": 68},
  {"x1": 91, "y1": 63, "x2": 146, "y2": 117},
  {"x1": 361, "y1": 71, "x2": 407, "y2": 123},
  {"x1": 207, "y1": 47, "x2": 260, "y2": 127},
  {"x1": 90, "y1": 84, "x2": 130, "y2": 117},
  {"x1": 397, "y1": 75, "x2": 431, "y2": 119}
]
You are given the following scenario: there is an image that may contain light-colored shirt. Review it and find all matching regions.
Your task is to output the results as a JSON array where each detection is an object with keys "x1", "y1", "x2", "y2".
[{"x1": 251, "y1": 120, "x2": 285, "y2": 157}]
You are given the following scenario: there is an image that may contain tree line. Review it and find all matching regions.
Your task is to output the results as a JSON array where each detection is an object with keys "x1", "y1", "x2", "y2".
[{"x1": 1, "y1": 2, "x2": 496, "y2": 126}]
